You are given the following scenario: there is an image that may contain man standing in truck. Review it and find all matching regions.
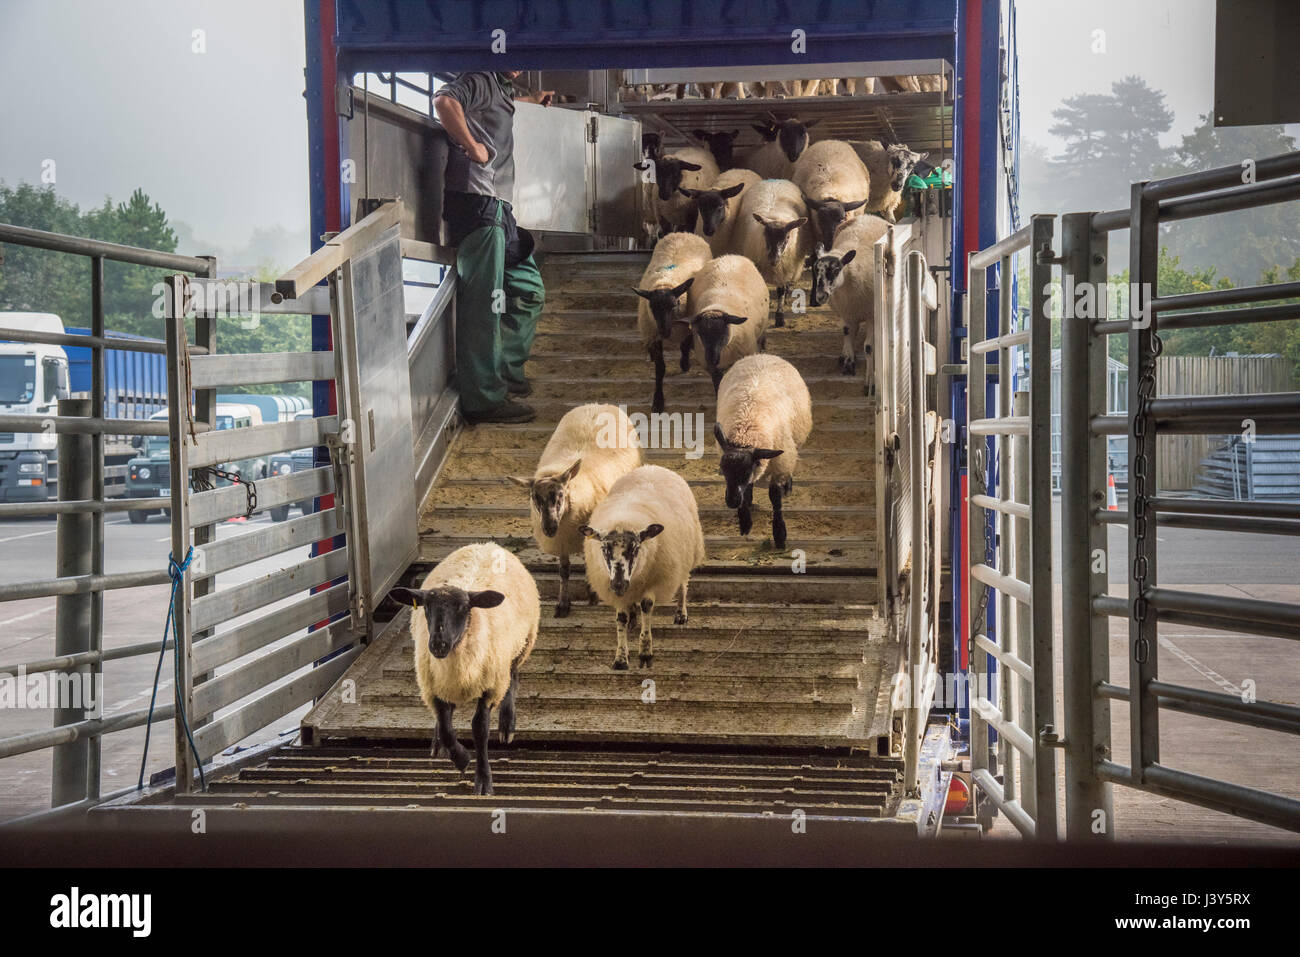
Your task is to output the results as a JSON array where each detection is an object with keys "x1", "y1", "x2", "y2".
[{"x1": 433, "y1": 71, "x2": 553, "y2": 424}]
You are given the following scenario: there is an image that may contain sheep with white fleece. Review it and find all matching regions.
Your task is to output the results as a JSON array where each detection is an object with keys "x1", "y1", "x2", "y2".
[
  {"x1": 581, "y1": 465, "x2": 706, "y2": 670},
  {"x1": 679, "y1": 254, "x2": 771, "y2": 393},
  {"x1": 684, "y1": 168, "x2": 760, "y2": 256},
  {"x1": 390, "y1": 543, "x2": 539, "y2": 795},
  {"x1": 632, "y1": 232, "x2": 713, "y2": 413},
  {"x1": 790, "y1": 139, "x2": 871, "y2": 249},
  {"x1": 509, "y1": 403, "x2": 642, "y2": 618},
  {"x1": 847, "y1": 140, "x2": 928, "y2": 223},
  {"x1": 737, "y1": 117, "x2": 818, "y2": 179},
  {"x1": 714, "y1": 354, "x2": 813, "y2": 549},
  {"x1": 731, "y1": 178, "x2": 810, "y2": 327},
  {"x1": 635, "y1": 147, "x2": 719, "y2": 235},
  {"x1": 809, "y1": 214, "x2": 891, "y2": 380}
]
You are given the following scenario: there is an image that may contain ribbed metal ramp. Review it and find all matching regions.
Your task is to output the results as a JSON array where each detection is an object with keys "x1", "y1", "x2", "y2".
[{"x1": 305, "y1": 249, "x2": 897, "y2": 756}]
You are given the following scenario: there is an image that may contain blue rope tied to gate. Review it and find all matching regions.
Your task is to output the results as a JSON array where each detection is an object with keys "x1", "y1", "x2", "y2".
[{"x1": 138, "y1": 548, "x2": 206, "y2": 791}]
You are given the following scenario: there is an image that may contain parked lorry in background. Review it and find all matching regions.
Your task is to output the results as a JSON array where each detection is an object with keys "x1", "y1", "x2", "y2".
[{"x1": 0, "y1": 312, "x2": 166, "y2": 503}]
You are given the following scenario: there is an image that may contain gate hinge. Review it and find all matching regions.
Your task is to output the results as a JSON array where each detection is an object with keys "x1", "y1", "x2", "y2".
[
  {"x1": 586, "y1": 115, "x2": 598, "y2": 143},
  {"x1": 1039, "y1": 725, "x2": 1067, "y2": 749},
  {"x1": 335, "y1": 83, "x2": 355, "y2": 120}
]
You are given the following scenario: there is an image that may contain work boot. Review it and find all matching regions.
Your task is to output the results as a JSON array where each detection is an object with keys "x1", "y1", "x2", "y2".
[
  {"x1": 505, "y1": 376, "x2": 533, "y2": 396},
  {"x1": 463, "y1": 400, "x2": 536, "y2": 424}
]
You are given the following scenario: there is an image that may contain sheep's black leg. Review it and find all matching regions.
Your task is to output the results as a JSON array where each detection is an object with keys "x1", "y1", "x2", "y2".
[
  {"x1": 863, "y1": 344, "x2": 875, "y2": 398},
  {"x1": 769, "y1": 481, "x2": 787, "y2": 549},
  {"x1": 433, "y1": 697, "x2": 469, "y2": 772},
  {"x1": 613, "y1": 609, "x2": 631, "y2": 670},
  {"x1": 673, "y1": 581, "x2": 689, "y2": 625},
  {"x1": 471, "y1": 692, "x2": 494, "y2": 795},
  {"x1": 638, "y1": 596, "x2": 655, "y2": 668},
  {"x1": 555, "y1": 553, "x2": 572, "y2": 618},
  {"x1": 679, "y1": 332, "x2": 694, "y2": 372},
  {"x1": 710, "y1": 366, "x2": 723, "y2": 394},
  {"x1": 774, "y1": 285, "x2": 786, "y2": 327},
  {"x1": 738, "y1": 484, "x2": 754, "y2": 536},
  {"x1": 649, "y1": 340, "x2": 666, "y2": 415},
  {"x1": 498, "y1": 668, "x2": 519, "y2": 745}
]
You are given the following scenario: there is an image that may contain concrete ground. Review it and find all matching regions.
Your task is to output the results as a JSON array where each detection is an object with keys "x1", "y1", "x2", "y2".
[
  {"x1": 982, "y1": 497, "x2": 1299, "y2": 844},
  {"x1": 0, "y1": 510, "x2": 314, "y2": 823}
]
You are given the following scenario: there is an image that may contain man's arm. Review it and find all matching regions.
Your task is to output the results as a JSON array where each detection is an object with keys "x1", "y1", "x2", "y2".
[
  {"x1": 434, "y1": 94, "x2": 490, "y2": 164},
  {"x1": 513, "y1": 89, "x2": 555, "y2": 106}
]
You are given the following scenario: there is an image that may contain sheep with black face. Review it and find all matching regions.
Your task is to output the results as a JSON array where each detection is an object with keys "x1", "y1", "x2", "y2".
[
  {"x1": 809, "y1": 214, "x2": 891, "y2": 379},
  {"x1": 633, "y1": 147, "x2": 720, "y2": 235},
  {"x1": 848, "y1": 140, "x2": 928, "y2": 223},
  {"x1": 731, "y1": 178, "x2": 811, "y2": 326},
  {"x1": 678, "y1": 254, "x2": 770, "y2": 393},
  {"x1": 390, "y1": 543, "x2": 539, "y2": 796},
  {"x1": 738, "y1": 117, "x2": 818, "y2": 179},
  {"x1": 632, "y1": 232, "x2": 713, "y2": 412},
  {"x1": 692, "y1": 128, "x2": 741, "y2": 170},
  {"x1": 713, "y1": 354, "x2": 813, "y2": 549},
  {"x1": 791, "y1": 139, "x2": 871, "y2": 248},
  {"x1": 683, "y1": 168, "x2": 760, "y2": 255}
]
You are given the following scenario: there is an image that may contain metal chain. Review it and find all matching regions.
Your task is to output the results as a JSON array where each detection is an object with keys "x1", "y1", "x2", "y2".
[
  {"x1": 1129, "y1": 329, "x2": 1163, "y2": 662},
  {"x1": 191, "y1": 466, "x2": 258, "y2": 518}
]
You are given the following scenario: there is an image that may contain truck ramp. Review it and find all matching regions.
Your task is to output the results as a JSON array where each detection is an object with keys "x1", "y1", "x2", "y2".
[{"x1": 305, "y1": 250, "x2": 899, "y2": 756}]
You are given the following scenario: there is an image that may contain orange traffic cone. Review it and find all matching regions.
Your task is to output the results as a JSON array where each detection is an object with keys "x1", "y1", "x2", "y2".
[{"x1": 1106, "y1": 473, "x2": 1118, "y2": 510}]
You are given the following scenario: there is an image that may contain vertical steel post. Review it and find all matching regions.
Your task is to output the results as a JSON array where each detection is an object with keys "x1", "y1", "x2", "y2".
[
  {"x1": 190, "y1": 258, "x2": 218, "y2": 726},
  {"x1": 165, "y1": 276, "x2": 197, "y2": 792},
  {"x1": 51, "y1": 397, "x2": 93, "y2": 807},
  {"x1": 1012, "y1": 389, "x2": 1033, "y2": 821},
  {"x1": 903, "y1": 252, "x2": 928, "y2": 795},
  {"x1": 1028, "y1": 214, "x2": 1058, "y2": 840},
  {"x1": 996, "y1": 255, "x2": 1014, "y2": 811},
  {"x1": 966, "y1": 254, "x2": 990, "y2": 781},
  {"x1": 1060, "y1": 213, "x2": 1113, "y2": 838},
  {"x1": 1127, "y1": 185, "x2": 1161, "y2": 784},
  {"x1": 87, "y1": 255, "x2": 105, "y2": 799}
]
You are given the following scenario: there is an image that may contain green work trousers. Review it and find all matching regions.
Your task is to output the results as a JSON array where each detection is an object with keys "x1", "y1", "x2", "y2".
[{"x1": 453, "y1": 215, "x2": 544, "y2": 412}]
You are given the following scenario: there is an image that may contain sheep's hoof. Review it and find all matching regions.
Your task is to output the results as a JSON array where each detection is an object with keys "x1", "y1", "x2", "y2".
[
  {"x1": 651, "y1": 396, "x2": 665, "y2": 414},
  {"x1": 774, "y1": 313, "x2": 785, "y2": 328},
  {"x1": 612, "y1": 656, "x2": 629, "y2": 671},
  {"x1": 838, "y1": 355, "x2": 856, "y2": 376},
  {"x1": 639, "y1": 653, "x2": 654, "y2": 669},
  {"x1": 673, "y1": 610, "x2": 688, "y2": 625},
  {"x1": 499, "y1": 712, "x2": 516, "y2": 745},
  {"x1": 587, "y1": 592, "x2": 599, "y2": 605},
  {"x1": 430, "y1": 736, "x2": 441, "y2": 758},
  {"x1": 782, "y1": 477, "x2": 793, "y2": 495},
  {"x1": 498, "y1": 728, "x2": 514, "y2": 746},
  {"x1": 553, "y1": 600, "x2": 571, "y2": 619},
  {"x1": 738, "y1": 513, "x2": 753, "y2": 536},
  {"x1": 449, "y1": 745, "x2": 471, "y2": 773},
  {"x1": 473, "y1": 774, "x2": 493, "y2": 796}
]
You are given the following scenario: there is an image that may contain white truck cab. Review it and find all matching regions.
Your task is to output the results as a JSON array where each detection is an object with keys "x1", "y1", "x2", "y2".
[{"x1": 0, "y1": 312, "x2": 71, "y2": 502}]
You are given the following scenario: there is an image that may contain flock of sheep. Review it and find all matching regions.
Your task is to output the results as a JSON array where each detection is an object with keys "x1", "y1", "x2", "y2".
[
  {"x1": 623, "y1": 74, "x2": 947, "y2": 101},
  {"x1": 392, "y1": 114, "x2": 928, "y2": 795}
]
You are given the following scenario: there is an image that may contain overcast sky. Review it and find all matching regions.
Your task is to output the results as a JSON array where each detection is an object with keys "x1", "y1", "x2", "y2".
[{"x1": 0, "y1": 0, "x2": 1290, "y2": 268}]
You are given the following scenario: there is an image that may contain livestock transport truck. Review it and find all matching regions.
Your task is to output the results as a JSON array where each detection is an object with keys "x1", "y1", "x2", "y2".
[{"x1": 9, "y1": 0, "x2": 1298, "y2": 855}]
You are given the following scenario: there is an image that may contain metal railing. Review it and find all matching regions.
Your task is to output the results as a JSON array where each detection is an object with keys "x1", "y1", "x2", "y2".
[
  {"x1": 0, "y1": 223, "x2": 214, "y2": 815},
  {"x1": 965, "y1": 214, "x2": 1058, "y2": 840},
  {"x1": 1060, "y1": 152, "x2": 1300, "y2": 837}
]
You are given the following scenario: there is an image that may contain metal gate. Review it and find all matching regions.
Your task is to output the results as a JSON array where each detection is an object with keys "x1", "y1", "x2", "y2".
[
  {"x1": 965, "y1": 215, "x2": 1058, "y2": 839},
  {"x1": 969, "y1": 154, "x2": 1300, "y2": 840},
  {"x1": 163, "y1": 204, "x2": 420, "y2": 792}
]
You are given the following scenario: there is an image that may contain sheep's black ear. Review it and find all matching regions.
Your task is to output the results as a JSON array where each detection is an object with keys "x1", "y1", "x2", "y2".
[
  {"x1": 677, "y1": 187, "x2": 699, "y2": 198},
  {"x1": 784, "y1": 217, "x2": 808, "y2": 232},
  {"x1": 840, "y1": 249, "x2": 858, "y2": 267},
  {"x1": 843, "y1": 198, "x2": 868, "y2": 212},
  {"x1": 560, "y1": 459, "x2": 582, "y2": 482},
  {"x1": 723, "y1": 312, "x2": 749, "y2": 325},
  {"x1": 803, "y1": 119, "x2": 820, "y2": 129},
  {"x1": 633, "y1": 161, "x2": 649, "y2": 171},
  {"x1": 506, "y1": 475, "x2": 532, "y2": 488},
  {"x1": 631, "y1": 286, "x2": 653, "y2": 299},
  {"x1": 803, "y1": 194, "x2": 824, "y2": 209},
  {"x1": 670, "y1": 277, "x2": 695, "y2": 297},
  {"x1": 691, "y1": 128, "x2": 709, "y2": 140},
  {"x1": 714, "y1": 421, "x2": 732, "y2": 449},
  {"x1": 679, "y1": 161, "x2": 703, "y2": 172},
  {"x1": 390, "y1": 587, "x2": 426, "y2": 608},
  {"x1": 639, "y1": 523, "x2": 665, "y2": 541},
  {"x1": 468, "y1": 590, "x2": 505, "y2": 609},
  {"x1": 751, "y1": 122, "x2": 777, "y2": 140},
  {"x1": 719, "y1": 183, "x2": 745, "y2": 199},
  {"x1": 754, "y1": 448, "x2": 784, "y2": 460},
  {"x1": 674, "y1": 314, "x2": 696, "y2": 326},
  {"x1": 579, "y1": 524, "x2": 598, "y2": 538}
]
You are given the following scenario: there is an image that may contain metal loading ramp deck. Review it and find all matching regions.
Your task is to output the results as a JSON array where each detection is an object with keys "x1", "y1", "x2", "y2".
[{"x1": 304, "y1": 250, "x2": 900, "y2": 758}]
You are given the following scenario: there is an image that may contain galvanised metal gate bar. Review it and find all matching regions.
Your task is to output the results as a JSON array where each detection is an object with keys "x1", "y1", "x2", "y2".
[
  {"x1": 1059, "y1": 151, "x2": 1300, "y2": 836},
  {"x1": 0, "y1": 223, "x2": 214, "y2": 820},
  {"x1": 965, "y1": 214, "x2": 1057, "y2": 840}
]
